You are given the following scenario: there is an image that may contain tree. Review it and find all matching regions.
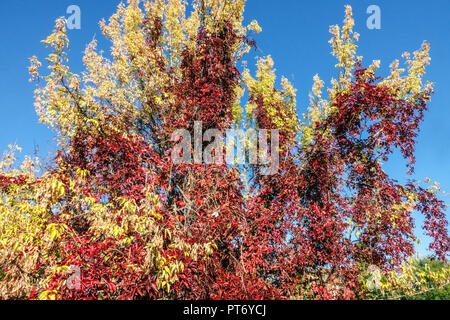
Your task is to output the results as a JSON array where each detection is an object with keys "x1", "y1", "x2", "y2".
[{"x1": 0, "y1": 1, "x2": 448, "y2": 300}]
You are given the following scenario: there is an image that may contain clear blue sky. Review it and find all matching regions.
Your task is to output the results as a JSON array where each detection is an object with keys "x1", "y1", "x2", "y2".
[{"x1": 0, "y1": 0, "x2": 449, "y2": 256}]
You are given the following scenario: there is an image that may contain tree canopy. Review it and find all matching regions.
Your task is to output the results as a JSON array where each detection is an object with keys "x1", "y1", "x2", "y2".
[{"x1": 0, "y1": 0, "x2": 448, "y2": 300}]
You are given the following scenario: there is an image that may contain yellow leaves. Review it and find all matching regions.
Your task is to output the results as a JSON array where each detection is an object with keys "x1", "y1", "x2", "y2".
[
  {"x1": 342, "y1": 5, "x2": 355, "y2": 41},
  {"x1": 34, "y1": 175, "x2": 66, "y2": 208},
  {"x1": 311, "y1": 74, "x2": 324, "y2": 100},
  {"x1": 377, "y1": 258, "x2": 450, "y2": 299},
  {"x1": 75, "y1": 167, "x2": 90, "y2": 179},
  {"x1": 111, "y1": 225, "x2": 124, "y2": 238},
  {"x1": 247, "y1": 20, "x2": 262, "y2": 34},
  {"x1": 363, "y1": 60, "x2": 381, "y2": 80},
  {"x1": 328, "y1": 5, "x2": 358, "y2": 91},
  {"x1": 32, "y1": 18, "x2": 85, "y2": 146},
  {"x1": 28, "y1": 56, "x2": 42, "y2": 82},
  {"x1": 46, "y1": 223, "x2": 68, "y2": 242},
  {"x1": 403, "y1": 42, "x2": 431, "y2": 94},
  {"x1": 243, "y1": 56, "x2": 298, "y2": 135},
  {"x1": 255, "y1": 55, "x2": 276, "y2": 86},
  {"x1": 41, "y1": 18, "x2": 69, "y2": 53},
  {"x1": 124, "y1": 263, "x2": 138, "y2": 270},
  {"x1": 0, "y1": 158, "x2": 59, "y2": 276},
  {"x1": 159, "y1": 280, "x2": 171, "y2": 293},
  {"x1": 51, "y1": 177, "x2": 66, "y2": 198},
  {"x1": 156, "y1": 255, "x2": 167, "y2": 270},
  {"x1": 299, "y1": 74, "x2": 334, "y2": 148},
  {"x1": 38, "y1": 290, "x2": 59, "y2": 300},
  {"x1": 179, "y1": 261, "x2": 185, "y2": 273},
  {"x1": 166, "y1": 282, "x2": 171, "y2": 293},
  {"x1": 204, "y1": 241, "x2": 217, "y2": 256},
  {"x1": 55, "y1": 265, "x2": 70, "y2": 273},
  {"x1": 194, "y1": 0, "x2": 246, "y2": 37},
  {"x1": 158, "y1": 0, "x2": 188, "y2": 67},
  {"x1": 153, "y1": 241, "x2": 211, "y2": 295},
  {"x1": 47, "y1": 224, "x2": 59, "y2": 242},
  {"x1": 151, "y1": 211, "x2": 163, "y2": 221},
  {"x1": 88, "y1": 192, "x2": 166, "y2": 246},
  {"x1": 157, "y1": 259, "x2": 185, "y2": 294},
  {"x1": 121, "y1": 198, "x2": 137, "y2": 215},
  {"x1": 0, "y1": 144, "x2": 23, "y2": 174},
  {"x1": 123, "y1": 0, "x2": 143, "y2": 35},
  {"x1": 389, "y1": 201, "x2": 413, "y2": 228},
  {"x1": 427, "y1": 181, "x2": 441, "y2": 195},
  {"x1": 91, "y1": 2, "x2": 159, "y2": 128},
  {"x1": 382, "y1": 42, "x2": 433, "y2": 103},
  {"x1": 232, "y1": 84, "x2": 245, "y2": 125}
]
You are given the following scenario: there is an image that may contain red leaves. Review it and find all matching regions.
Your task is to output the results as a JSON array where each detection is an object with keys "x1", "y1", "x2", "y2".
[
  {"x1": 0, "y1": 175, "x2": 27, "y2": 189},
  {"x1": 331, "y1": 69, "x2": 428, "y2": 174},
  {"x1": 168, "y1": 23, "x2": 240, "y2": 132},
  {"x1": 414, "y1": 186, "x2": 449, "y2": 260},
  {"x1": 44, "y1": 233, "x2": 161, "y2": 300},
  {"x1": 62, "y1": 127, "x2": 161, "y2": 201}
]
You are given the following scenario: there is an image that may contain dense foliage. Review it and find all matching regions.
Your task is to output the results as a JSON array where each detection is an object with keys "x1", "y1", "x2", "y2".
[
  {"x1": 0, "y1": 0, "x2": 448, "y2": 300},
  {"x1": 364, "y1": 258, "x2": 450, "y2": 300}
]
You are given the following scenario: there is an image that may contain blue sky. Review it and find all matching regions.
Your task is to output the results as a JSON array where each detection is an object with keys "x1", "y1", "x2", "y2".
[{"x1": 0, "y1": 0, "x2": 448, "y2": 256}]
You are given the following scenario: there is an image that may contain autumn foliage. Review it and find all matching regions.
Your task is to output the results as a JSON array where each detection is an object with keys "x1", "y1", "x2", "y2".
[{"x1": 0, "y1": 1, "x2": 448, "y2": 300}]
